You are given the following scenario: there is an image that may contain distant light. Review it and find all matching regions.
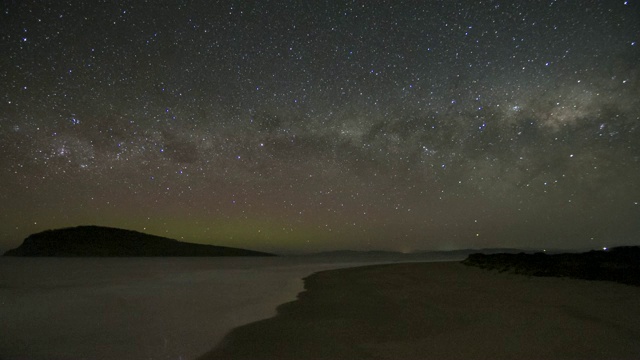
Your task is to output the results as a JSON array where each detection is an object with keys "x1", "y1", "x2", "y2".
[{"x1": 602, "y1": 247, "x2": 608, "y2": 251}]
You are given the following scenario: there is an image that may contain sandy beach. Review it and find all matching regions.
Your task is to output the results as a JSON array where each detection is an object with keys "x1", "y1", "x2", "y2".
[
  {"x1": 201, "y1": 262, "x2": 640, "y2": 360},
  {"x1": 0, "y1": 257, "x2": 439, "y2": 360}
]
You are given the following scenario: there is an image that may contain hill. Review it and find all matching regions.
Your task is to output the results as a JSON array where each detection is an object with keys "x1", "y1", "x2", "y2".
[
  {"x1": 303, "y1": 248, "x2": 530, "y2": 261},
  {"x1": 3, "y1": 225, "x2": 275, "y2": 257},
  {"x1": 462, "y1": 246, "x2": 640, "y2": 286}
]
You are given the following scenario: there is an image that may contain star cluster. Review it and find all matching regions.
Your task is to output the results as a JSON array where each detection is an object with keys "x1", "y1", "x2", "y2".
[{"x1": 1, "y1": 1, "x2": 639, "y2": 253}]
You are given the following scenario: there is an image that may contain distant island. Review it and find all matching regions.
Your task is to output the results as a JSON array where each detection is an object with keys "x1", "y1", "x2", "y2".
[
  {"x1": 3, "y1": 225, "x2": 275, "y2": 257},
  {"x1": 462, "y1": 246, "x2": 640, "y2": 286},
  {"x1": 306, "y1": 248, "x2": 528, "y2": 259}
]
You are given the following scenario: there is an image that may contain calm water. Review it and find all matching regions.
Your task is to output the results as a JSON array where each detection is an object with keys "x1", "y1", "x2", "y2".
[{"x1": 0, "y1": 256, "x2": 444, "y2": 360}]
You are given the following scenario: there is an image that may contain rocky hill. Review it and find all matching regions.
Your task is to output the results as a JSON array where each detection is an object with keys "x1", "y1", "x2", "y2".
[{"x1": 3, "y1": 225, "x2": 275, "y2": 257}]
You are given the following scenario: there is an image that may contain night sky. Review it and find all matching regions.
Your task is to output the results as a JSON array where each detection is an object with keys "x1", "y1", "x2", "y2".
[{"x1": 1, "y1": 1, "x2": 639, "y2": 254}]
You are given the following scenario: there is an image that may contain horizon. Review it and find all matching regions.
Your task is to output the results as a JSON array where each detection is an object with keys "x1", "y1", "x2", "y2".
[
  {"x1": 1, "y1": 224, "x2": 627, "y2": 257},
  {"x1": 2, "y1": 1, "x2": 639, "y2": 254}
]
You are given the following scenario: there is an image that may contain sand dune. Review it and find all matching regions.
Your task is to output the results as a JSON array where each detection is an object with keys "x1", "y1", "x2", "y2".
[{"x1": 201, "y1": 262, "x2": 640, "y2": 360}]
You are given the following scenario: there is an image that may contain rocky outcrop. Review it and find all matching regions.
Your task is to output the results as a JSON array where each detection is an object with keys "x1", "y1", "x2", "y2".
[{"x1": 462, "y1": 246, "x2": 640, "y2": 286}]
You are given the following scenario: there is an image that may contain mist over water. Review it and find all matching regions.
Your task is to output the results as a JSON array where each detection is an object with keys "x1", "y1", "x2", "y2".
[{"x1": 0, "y1": 256, "x2": 433, "y2": 360}]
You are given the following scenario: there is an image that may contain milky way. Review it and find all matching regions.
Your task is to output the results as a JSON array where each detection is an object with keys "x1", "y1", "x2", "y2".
[{"x1": 1, "y1": 1, "x2": 639, "y2": 253}]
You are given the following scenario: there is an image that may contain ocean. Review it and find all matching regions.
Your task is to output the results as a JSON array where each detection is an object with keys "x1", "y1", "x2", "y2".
[{"x1": 0, "y1": 256, "x2": 442, "y2": 360}]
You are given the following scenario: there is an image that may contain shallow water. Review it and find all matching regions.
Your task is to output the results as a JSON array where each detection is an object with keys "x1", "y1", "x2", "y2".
[{"x1": 0, "y1": 256, "x2": 438, "y2": 360}]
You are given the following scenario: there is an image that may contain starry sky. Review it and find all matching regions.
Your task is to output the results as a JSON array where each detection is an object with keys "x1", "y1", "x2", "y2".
[{"x1": 1, "y1": 1, "x2": 639, "y2": 254}]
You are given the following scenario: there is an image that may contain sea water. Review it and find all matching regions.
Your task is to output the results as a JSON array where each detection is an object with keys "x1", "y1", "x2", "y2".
[{"x1": 0, "y1": 256, "x2": 439, "y2": 360}]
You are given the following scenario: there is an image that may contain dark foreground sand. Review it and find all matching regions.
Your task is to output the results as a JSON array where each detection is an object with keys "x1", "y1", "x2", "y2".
[{"x1": 199, "y1": 262, "x2": 640, "y2": 360}]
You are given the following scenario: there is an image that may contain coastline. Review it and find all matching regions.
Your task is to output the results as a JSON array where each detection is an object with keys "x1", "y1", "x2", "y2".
[
  {"x1": 200, "y1": 262, "x2": 640, "y2": 360},
  {"x1": 0, "y1": 257, "x2": 435, "y2": 360}
]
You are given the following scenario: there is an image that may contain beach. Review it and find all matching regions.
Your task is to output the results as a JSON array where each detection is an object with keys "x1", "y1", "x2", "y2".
[
  {"x1": 0, "y1": 256, "x2": 437, "y2": 360},
  {"x1": 201, "y1": 262, "x2": 640, "y2": 360}
]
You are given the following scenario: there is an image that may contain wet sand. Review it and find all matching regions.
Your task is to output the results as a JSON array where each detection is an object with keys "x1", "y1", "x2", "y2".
[
  {"x1": 200, "y1": 262, "x2": 640, "y2": 360},
  {"x1": 0, "y1": 257, "x2": 436, "y2": 360}
]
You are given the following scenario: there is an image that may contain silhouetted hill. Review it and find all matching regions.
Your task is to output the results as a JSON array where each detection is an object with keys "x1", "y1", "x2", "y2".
[
  {"x1": 3, "y1": 226, "x2": 275, "y2": 257},
  {"x1": 305, "y1": 248, "x2": 530, "y2": 261},
  {"x1": 462, "y1": 246, "x2": 640, "y2": 286}
]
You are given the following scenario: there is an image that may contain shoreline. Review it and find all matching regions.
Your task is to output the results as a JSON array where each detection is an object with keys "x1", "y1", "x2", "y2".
[
  {"x1": 0, "y1": 257, "x2": 440, "y2": 360},
  {"x1": 200, "y1": 262, "x2": 640, "y2": 360}
]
